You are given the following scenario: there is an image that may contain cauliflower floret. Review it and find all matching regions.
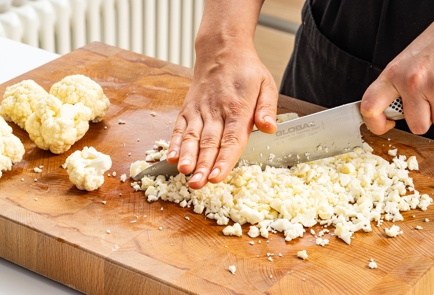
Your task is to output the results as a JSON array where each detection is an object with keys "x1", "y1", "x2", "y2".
[
  {"x1": 50, "y1": 74, "x2": 110, "y2": 123},
  {"x1": 65, "y1": 146, "x2": 112, "y2": 191},
  {"x1": 0, "y1": 116, "x2": 25, "y2": 178},
  {"x1": 0, "y1": 80, "x2": 48, "y2": 129},
  {"x1": 25, "y1": 94, "x2": 92, "y2": 154}
]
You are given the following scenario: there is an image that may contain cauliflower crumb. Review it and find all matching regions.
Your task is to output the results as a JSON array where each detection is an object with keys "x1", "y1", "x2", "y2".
[
  {"x1": 415, "y1": 225, "x2": 423, "y2": 230},
  {"x1": 247, "y1": 226, "x2": 260, "y2": 238},
  {"x1": 223, "y1": 223, "x2": 243, "y2": 237},
  {"x1": 388, "y1": 149, "x2": 397, "y2": 157},
  {"x1": 407, "y1": 156, "x2": 419, "y2": 171},
  {"x1": 368, "y1": 259, "x2": 378, "y2": 269},
  {"x1": 49, "y1": 74, "x2": 110, "y2": 123},
  {"x1": 0, "y1": 116, "x2": 25, "y2": 178},
  {"x1": 120, "y1": 173, "x2": 127, "y2": 182},
  {"x1": 129, "y1": 160, "x2": 150, "y2": 179},
  {"x1": 228, "y1": 265, "x2": 236, "y2": 275},
  {"x1": 65, "y1": 146, "x2": 112, "y2": 191},
  {"x1": 315, "y1": 237, "x2": 329, "y2": 246},
  {"x1": 297, "y1": 250, "x2": 308, "y2": 260},
  {"x1": 385, "y1": 225, "x2": 403, "y2": 238}
]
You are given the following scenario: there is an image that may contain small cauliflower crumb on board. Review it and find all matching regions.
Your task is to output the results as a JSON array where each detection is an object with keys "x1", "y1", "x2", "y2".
[
  {"x1": 228, "y1": 265, "x2": 236, "y2": 275},
  {"x1": 297, "y1": 250, "x2": 308, "y2": 260},
  {"x1": 368, "y1": 259, "x2": 378, "y2": 269}
]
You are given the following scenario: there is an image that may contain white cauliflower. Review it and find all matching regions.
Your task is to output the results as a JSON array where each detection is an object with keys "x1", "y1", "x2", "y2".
[
  {"x1": 0, "y1": 80, "x2": 48, "y2": 128},
  {"x1": 65, "y1": 146, "x2": 112, "y2": 191},
  {"x1": 0, "y1": 116, "x2": 25, "y2": 178},
  {"x1": 50, "y1": 74, "x2": 110, "y2": 123},
  {"x1": 25, "y1": 94, "x2": 92, "y2": 154}
]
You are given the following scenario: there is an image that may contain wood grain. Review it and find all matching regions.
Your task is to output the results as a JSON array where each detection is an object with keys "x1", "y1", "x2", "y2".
[{"x1": 1, "y1": 42, "x2": 434, "y2": 295}]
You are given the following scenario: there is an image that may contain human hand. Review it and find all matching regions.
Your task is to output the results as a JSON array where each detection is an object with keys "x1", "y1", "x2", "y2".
[
  {"x1": 167, "y1": 40, "x2": 278, "y2": 189},
  {"x1": 361, "y1": 22, "x2": 434, "y2": 135}
]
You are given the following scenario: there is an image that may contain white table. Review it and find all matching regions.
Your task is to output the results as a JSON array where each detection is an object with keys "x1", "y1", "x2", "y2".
[{"x1": 0, "y1": 36, "x2": 83, "y2": 295}]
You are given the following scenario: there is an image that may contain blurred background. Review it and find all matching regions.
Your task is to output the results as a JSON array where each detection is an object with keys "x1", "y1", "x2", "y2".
[{"x1": 0, "y1": 0, "x2": 303, "y2": 88}]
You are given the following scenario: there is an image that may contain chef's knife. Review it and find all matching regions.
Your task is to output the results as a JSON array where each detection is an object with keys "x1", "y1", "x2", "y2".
[{"x1": 133, "y1": 99, "x2": 404, "y2": 180}]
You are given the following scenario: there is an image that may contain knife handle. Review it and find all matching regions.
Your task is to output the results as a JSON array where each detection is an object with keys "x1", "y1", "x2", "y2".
[{"x1": 384, "y1": 98, "x2": 404, "y2": 120}]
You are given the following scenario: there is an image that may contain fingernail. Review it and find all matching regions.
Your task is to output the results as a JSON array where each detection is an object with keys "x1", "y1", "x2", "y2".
[
  {"x1": 189, "y1": 173, "x2": 203, "y2": 183},
  {"x1": 208, "y1": 168, "x2": 220, "y2": 179},
  {"x1": 179, "y1": 159, "x2": 191, "y2": 167},
  {"x1": 168, "y1": 151, "x2": 177, "y2": 159},
  {"x1": 264, "y1": 115, "x2": 276, "y2": 127}
]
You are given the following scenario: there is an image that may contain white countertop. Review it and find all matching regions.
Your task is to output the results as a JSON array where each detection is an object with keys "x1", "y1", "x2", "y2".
[{"x1": 0, "y1": 36, "x2": 83, "y2": 295}]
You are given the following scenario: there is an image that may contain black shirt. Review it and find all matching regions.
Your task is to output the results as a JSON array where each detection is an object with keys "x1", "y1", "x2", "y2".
[{"x1": 311, "y1": 0, "x2": 434, "y2": 69}]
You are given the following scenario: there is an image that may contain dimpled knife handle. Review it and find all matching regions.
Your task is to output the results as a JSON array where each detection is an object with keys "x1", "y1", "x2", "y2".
[{"x1": 385, "y1": 98, "x2": 404, "y2": 120}]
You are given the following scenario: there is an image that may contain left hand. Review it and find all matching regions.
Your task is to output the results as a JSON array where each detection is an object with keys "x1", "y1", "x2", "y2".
[{"x1": 361, "y1": 22, "x2": 434, "y2": 135}]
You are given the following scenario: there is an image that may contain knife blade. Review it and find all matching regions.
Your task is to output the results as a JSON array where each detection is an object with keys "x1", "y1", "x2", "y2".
[{"x1": 133, "y1": 99, "x2": 404, "y2": 180}]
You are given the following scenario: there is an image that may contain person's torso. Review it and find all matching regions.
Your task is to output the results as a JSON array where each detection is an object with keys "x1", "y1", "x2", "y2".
[{"x1": 311, "y1": 0, "x2": 434, "y2": 69}]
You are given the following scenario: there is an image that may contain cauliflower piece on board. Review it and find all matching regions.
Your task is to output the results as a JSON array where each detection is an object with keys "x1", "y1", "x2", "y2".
[
  {"x1": 65, "y1": 146, "x2": 112, "y2": 191},
  {"x1": 130, "y1": 160, "x2": 150, "y2": 178},
  {"x1": 25, "y1": 94, "x2": 92, "y2": 154},
  {"x1": 50, "y1": 74, "x2": 110, "y2": 123},
  {"x1": 0, "y1": 116, "x2": 25, "y2": 178},
  {"x1": 0, "y1": 80, "x2": 48, "y2": 129}
]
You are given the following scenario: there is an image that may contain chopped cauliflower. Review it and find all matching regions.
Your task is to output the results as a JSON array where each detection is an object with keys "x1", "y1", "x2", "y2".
[
  {"x1": 276, "y1": 112, "x2": 299, "y2": 123},
  {"x1": 25, "y1": 94, "x2": 92, "y2": 154},
  {"x1": 368, "y1": 258, "x2": 378, "y2": 269},
  {"x1": 228, "y1": 265, "x2": 236, "y2": 275},
  {"x1": 388, "y1": 149, "x2": 397, "y2": 157},
  {"x1": 50, "y1": 74, "x2": 110, "y2": 123},
  {"x1": 0, "y1": 116, "x2": 25, "y2": 178},
  {"x1": 407, "y1": 156, "x2": 419, "y2": 171},
  {"x1": 129, "y1": 160, "x2": 150, "y2": 178},
  {"x1": 65, "y1": 146, "x2": 112, "y2": 191},
  {"x1": 297, "y1": 250, "x2": 308, "y2": 260},
  {"x1": 384, "y1": 225, "x2": 403, "y2": 238},
  {"x1": 133, "y1": 137, "x2": 431, "y2": 246},
  {"x1": 0, "y1": 80, "x2": 48, "y2": 129},
  {"x1": 222, "y1": 223, "x2": 243, "y2": 237}
]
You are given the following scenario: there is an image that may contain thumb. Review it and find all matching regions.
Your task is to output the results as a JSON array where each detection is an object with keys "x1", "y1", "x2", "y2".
[{"x1": 254, "y1": 77, "x2": 278, "y2": 134}]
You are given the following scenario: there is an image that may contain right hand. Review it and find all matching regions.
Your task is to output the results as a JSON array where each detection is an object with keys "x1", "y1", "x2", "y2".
[{"x1": 167, "y1": 37, "x2": 278, "y2": 189}]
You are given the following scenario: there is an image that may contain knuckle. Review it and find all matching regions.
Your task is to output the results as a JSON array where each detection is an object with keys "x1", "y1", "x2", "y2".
[
  {"x1": 220, "y1": 132, "x2": 242, "y2": 147},
  {"x1": 182, "y1": 130, "x2": 201, "y2": 142},
  {"x1": 171, "y1": 126, "x2": 185, "y2": 136},
  {"x1": 200, "y1": 136, "x2": 220, "y2": 149}
]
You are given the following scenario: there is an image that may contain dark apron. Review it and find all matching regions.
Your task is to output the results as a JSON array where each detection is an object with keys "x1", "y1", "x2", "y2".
[{"x1": 280, "y1": 0, "x2": 434, "y2": 138}]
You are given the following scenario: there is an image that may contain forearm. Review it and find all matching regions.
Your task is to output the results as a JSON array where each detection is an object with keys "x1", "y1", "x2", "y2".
[{"x1": 195, "y1": 0, "x2": 264, "y2": 58}]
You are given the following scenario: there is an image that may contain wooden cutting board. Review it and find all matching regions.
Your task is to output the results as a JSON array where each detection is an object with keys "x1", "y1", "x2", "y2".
[{"x1": 1, "y1": 42, "x2": 434, "y2": 295}]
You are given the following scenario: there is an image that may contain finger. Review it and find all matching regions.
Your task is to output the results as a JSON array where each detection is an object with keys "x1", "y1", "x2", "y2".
[
  {"x1": 254, "y1": 77, "x2": 278, "y2": 134},
  {"x1": 187, "y1": 117, "x2": 224, "y2": 189},
  {"x1": 177, "y1": 115, "x2": 203, "y2": 176},
  {"x1": 207, "y1": 114, "x2": 253, "y2": 184},
  {"x1": 167, "y1": 115, "x2": 187, "y2": 164},
  {"x1": 401, "y1": 94, "x2": 432, "y2": 134},
  {"x1": 361, "y1": 78, "x2": 398, "y2": 134}
]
